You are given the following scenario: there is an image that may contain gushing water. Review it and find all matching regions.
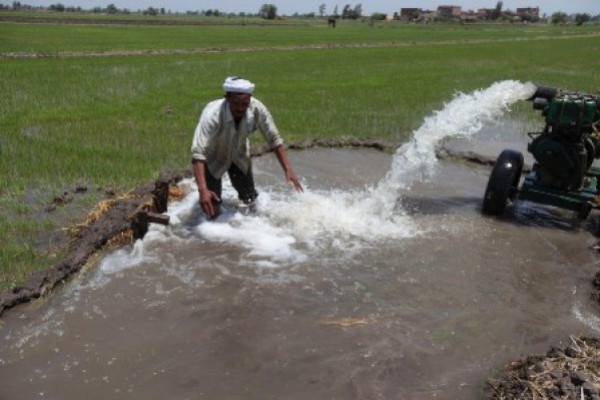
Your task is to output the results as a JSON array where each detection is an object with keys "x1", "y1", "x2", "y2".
[{"x1": 371, "y1": 80, "x2": 537, "y2": 218}]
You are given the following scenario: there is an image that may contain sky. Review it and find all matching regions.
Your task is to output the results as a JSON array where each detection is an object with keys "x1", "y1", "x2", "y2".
[{"x1": 4, "y1": 0, "x2": 598, "y2": 16}]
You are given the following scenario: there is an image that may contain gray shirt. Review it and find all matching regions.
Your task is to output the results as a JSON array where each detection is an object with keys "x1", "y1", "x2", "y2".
[{"x1": 191, "y1": 97, "x2": 284, "y2": 178}]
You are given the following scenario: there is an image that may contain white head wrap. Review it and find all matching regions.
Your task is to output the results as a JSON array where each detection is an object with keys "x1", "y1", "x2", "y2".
[{"x1": 223, "y1": 76, "x2": 255, "y2": 94}]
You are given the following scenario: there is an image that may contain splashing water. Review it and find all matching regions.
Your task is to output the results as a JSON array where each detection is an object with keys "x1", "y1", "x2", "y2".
[
  {"x1": 256, "y1": 80, "x2": 536, "y2": 242},
  {"x1": 370, "y1": 80, "x2": 537, "y2": 219},
  {"x1": 101, "y1": 80, "x2": 538, "y2": 272}
]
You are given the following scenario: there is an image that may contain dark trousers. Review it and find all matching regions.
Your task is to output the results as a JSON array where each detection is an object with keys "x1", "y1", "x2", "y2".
[{"x1": 205, "y1": 162, "x2": 258, "y2": 204}]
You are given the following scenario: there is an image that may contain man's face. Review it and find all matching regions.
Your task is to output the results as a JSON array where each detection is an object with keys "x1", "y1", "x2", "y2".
[{"x1": 227, "y1": 93, "x2": 251, "y2": 120}]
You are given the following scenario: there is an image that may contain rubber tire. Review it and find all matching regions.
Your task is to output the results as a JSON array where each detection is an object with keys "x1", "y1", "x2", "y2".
[
  {"x1": 577, "y1": 201, "x2": 592, "y2": 221},
  {"x1": 482, "y1": 149, "x2": 524, "y2": 215}
]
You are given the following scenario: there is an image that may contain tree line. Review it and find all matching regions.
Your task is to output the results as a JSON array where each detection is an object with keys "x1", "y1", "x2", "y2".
[{"x1": 2, "y1": 1, "x2": 598, "y2": 24}]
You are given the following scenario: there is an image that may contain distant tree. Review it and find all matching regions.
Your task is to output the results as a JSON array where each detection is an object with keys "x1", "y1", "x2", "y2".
[
  {"x1": 106, "y1": 3, "x2": 117, "y2": 14},
  {"x1": 353, "y1": 4, "x2": 362, "y2": 19},
  {"x1": 520, "y1": 13, "x2": 539, "y2": 23},
  {"x1": 333, "y1": 5, "x2": 338, "y2": 18},
  {"x1": 490, "y1": 1, "x2": 503, "y2": 20},
  {"x1": 319, "y1": 4, "x2": 325, "y2": 18},
  {"x1": 259, "y1": 4, "x2": 277, "y2": 19},
  {"x1": 370, "y1": 12, "x2": 386, "y2": 21},
  {"x1": 49, "y1": 3, "x2": 65, "y2": 12},
  {"x1": 12, "y1": 1, "x2": 21, "y2": 9},
  {"x1": 551, "y1": 11, "x2": 568, "y2": 24},
  {"x1": 143, "y1": 6, "x2": 158, "y2": 16},
  {"x1": 574, "y1": 13, "x2": 591, "y2": 25},
  {"x1": 341, "y1": 4, "x2": 350, "y2": 19},
  {"x1": 341, "y1": 3, "x2": 361, "y2": 19}
]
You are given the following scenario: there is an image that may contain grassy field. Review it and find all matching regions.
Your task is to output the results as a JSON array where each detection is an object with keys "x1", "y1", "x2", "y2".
[
  {"x1": 1, "y1": 15, "x2": 600, "y2": 53},
  {"x1": 1, "y1": 16, "x2": 600, "y2": 291}
]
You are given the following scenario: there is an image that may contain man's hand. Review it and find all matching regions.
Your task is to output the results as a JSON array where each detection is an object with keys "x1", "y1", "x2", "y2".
[
  {"x1": 193, "y1": 160, "x2": 221, "y2": 219},
  {"x1": 273, "y1": 145, "x2": 304, "y2": 193},
  {"x1": 199, "y1": 189, "x2": 221, "y2": 219},
  {"x1": 285, "y1": 170, "x2": 304, "y2": 192}
]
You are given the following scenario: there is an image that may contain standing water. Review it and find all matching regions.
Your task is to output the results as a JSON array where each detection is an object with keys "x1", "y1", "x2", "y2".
[{"x1": 2, "y1": 81, "x2": 600, "y2": 399}]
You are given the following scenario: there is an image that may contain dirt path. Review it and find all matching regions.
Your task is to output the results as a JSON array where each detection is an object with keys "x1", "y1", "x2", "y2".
[{"x1": 2, "y1": 32, "x2": 600, "y2": 59}]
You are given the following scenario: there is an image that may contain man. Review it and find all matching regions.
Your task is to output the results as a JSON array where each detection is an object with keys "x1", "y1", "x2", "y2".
[{"x1": 191, "y1": 76, "x2": 303, "y2": 219}]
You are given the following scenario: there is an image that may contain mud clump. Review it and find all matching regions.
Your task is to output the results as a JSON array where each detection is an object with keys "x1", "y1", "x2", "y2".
[{"x1": 484, "y1": 338, "x2": 600, "y2": 399}]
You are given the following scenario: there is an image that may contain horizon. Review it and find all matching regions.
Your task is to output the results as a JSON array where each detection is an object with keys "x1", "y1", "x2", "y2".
[{"x1": 1, "y1": 0, "x2": 598, "y2": 17}]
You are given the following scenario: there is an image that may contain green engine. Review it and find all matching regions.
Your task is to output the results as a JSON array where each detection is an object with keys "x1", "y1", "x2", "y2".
[{"x1": 528, "y1": 87, "x2": 600, "y2": 190}]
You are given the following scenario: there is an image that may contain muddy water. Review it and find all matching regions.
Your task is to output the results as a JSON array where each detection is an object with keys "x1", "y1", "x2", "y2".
[{"x1": 2, "y1": 81, "x2": 600, "y2": 400}]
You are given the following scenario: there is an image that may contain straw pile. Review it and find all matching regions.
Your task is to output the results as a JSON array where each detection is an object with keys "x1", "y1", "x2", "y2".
[{"x1": 485, "y1": 336, "x2": 600, "y2": 399}]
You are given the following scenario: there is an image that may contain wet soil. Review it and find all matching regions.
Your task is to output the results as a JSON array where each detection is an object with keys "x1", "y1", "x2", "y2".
[{"x1": 2, "y1": 140, "x2": 600, "y2": 398}]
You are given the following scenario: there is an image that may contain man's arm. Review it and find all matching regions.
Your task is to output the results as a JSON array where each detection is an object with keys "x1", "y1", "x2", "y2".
[
  {"x1": 273, "y1": 145, "x2": 303, "y2": 192},
  {"x1": 192, "y1": 160, "x2": 221, "y2": 219}
]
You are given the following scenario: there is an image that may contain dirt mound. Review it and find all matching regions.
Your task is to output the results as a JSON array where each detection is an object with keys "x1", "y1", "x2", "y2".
[{"x1": 485, "y1": 337, "x2": 600, "y2": 399}]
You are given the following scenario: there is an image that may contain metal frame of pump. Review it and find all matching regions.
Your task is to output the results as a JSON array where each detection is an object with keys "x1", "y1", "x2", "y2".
[{"x1": 518, "y1": 166, "x2": 600, "y2": 220}]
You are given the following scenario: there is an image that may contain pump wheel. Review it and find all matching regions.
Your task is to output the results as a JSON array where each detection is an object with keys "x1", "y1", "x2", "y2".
[
  {"x1": 482, "y1": 149, "x2": 524, "y2": 215},
  {"x1": 577, "y1": 201, "x2": 593, "y2": 221}
]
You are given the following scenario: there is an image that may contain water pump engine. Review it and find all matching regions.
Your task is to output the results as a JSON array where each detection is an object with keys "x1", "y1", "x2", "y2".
[{"x1": 527, "y1": 86, "x2": 600, "y2": 190}]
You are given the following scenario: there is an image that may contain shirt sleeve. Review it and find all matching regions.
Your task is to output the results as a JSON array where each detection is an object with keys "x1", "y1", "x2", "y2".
[
  {"x1": 191, "y1": 101, "x2": 220, "y2": 161},
  {"x1": 254, "y1": 99, "x2": 284, "y2": 150}
]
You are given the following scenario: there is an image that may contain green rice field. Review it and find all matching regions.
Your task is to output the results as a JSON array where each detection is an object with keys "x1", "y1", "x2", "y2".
[{"x1": 1, "y1": 13, "x2": 599, "y2": 291}]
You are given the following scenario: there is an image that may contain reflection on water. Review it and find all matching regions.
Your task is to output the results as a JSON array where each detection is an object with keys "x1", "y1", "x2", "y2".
[{"x1": 1, "y1": 81, "x2": 599, "y2": 400}]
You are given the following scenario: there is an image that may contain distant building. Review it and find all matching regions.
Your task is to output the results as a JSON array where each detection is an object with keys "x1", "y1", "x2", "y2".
[
  {"x1": 461, "y1": 10, "x2": 479, "y2": 22},
  {"x1": 399, "y1": 7, "x2": 421, "y2": 21},
  {"x1": 421, "y1": 10, "x2": 437, "y2": 21},
  {"x1": 476, "y1": 8, "x2": 492, "y2": 20},
  {"x1": 437, "y1": 5, "x2": 461, "y2": 20},
  {"x1": 396, "y1": 4, "x2": 540, "y2": 23},
  {"x1": 516, "y1": 7, "x2": 539, "y2": 18}
]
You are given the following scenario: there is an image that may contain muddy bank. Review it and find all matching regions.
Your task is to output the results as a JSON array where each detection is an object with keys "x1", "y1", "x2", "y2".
[{"x1": 0, "y1": 170, "x2": 187, "y2": 316}]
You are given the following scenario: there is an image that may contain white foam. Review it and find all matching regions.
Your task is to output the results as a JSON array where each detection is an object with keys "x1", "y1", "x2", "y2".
[
  {"x1": 196, "y1": 210, "x2": 307, "y2": 265},
  {"x1": 572, "y1": 301, "x2": 600, "y2": 334}
]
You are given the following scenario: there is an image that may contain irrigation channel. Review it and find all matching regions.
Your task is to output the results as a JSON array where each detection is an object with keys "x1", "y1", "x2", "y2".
[{"x1": 2, "y1": 81, "x2": 600, "y2": 399}]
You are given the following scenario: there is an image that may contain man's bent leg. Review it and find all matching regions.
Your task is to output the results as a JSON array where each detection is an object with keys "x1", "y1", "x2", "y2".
[{"x1": 228, "y1": 163, "x2": 258, "y2": 204}]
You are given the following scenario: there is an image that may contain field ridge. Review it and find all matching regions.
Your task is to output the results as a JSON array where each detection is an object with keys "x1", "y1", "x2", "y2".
[{"x1": 2, "y1": 32, "x2": 600, "y2": 59}]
